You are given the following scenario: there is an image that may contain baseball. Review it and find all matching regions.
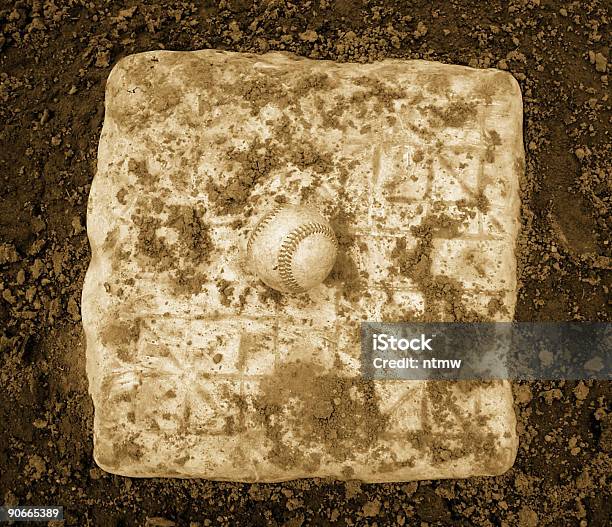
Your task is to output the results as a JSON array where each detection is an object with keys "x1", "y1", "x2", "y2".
[{"x1": 246, "y1": 204, "x2": 338, "y2": 293}]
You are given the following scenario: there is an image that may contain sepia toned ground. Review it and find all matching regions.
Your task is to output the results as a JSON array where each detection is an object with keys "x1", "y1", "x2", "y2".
[{"x1": 0, "y1": 1, "x2": 610, "y2": 525}]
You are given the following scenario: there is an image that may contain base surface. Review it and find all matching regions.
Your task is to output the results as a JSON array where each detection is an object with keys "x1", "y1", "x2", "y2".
[{"x1": 83, "y1": 50, "x2": 523, "y2": 481}]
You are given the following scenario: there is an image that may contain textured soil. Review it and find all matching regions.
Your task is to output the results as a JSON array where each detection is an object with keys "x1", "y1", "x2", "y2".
[{"x1": 0, "y1": 1, "x2": 610, "y2": 526}]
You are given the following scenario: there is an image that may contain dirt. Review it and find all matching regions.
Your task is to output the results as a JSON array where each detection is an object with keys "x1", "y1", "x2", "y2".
[
  {"x1": 391, "y1": 210, "x2": 487, "y2": 322},
  {"x1": 251, "y1": 361, "x2": 389, "y2": 474},
  {"x1": 0, "y1": 1, "x2": 610, "y2": 526}
]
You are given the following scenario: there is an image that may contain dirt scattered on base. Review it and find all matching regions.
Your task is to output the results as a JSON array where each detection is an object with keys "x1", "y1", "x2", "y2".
[
  {"x1": 252, "y1": 361, "x2": 388, "y2": 473},
  {"x1": 392, "y1": 210, "x2": 491, "y2": 322},
  {"x1": 132, "y1": 198, "x2": 212, "y2": 296},
  {"x1": 328, "y1": 207, "x2": 369, "y2": 302}
]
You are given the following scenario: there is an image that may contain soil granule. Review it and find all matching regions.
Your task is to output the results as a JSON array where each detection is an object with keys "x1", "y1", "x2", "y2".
[{"x1": 0, "y1": 1, "x2": 610, "y2": 526}]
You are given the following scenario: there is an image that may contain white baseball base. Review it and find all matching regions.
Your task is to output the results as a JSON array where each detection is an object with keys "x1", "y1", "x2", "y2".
[{"x1": 83, "y1": 50, "x2": 523, "y2": 481}]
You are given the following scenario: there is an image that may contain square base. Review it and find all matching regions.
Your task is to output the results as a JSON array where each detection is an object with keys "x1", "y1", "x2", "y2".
[{"x1": 83, "y1": 50, "x2": 523, "y2": 481}]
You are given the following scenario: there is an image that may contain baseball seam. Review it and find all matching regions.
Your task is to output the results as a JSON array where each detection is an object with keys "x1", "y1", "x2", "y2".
[
  {"x1": 247, "y1": 203, "x2": 285, "y2": 255},
  {"x1": 277, "y1": 222, "x2": 338, "y2": 293}
]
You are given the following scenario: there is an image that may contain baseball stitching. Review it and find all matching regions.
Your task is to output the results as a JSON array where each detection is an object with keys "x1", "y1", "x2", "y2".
[
  {"x1": 247, "y1": 203, "x2": 285, "y2": 254},
  {"x1": 277, "y1": 222, "x2": 338, "y2": 292}
]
